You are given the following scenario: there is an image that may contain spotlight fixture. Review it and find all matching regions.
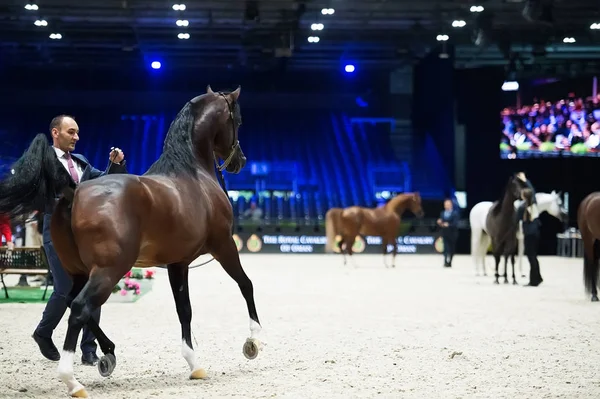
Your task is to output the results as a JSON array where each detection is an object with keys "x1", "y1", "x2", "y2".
[
  {"x1": 452, "y1": 20, "x2": 466, "y2": 28},
  {"x1": 177, "y1": 33, "x2": 190, "y2": 39},
  {"x1": 591, "y1": 23, "x2": 600, "y2": 30},
  {"x1": 24, "y1": 3, "x2": 38, "y2": 10},
  {"x1": 172, "y1": 4, "x2": 186, "y2": 11},
  {"x1": 470, "y1": 5, "x2": 484, "y2": 12},
  {"x1": 436, "y1": 34, "x2": 449, "y2": 41},
  {"x1": 563, "y1": 37, "x2": 576, "y2": 43},
  {"x1": 34, "y1": 19, "x2": 48, "y2": 26},
  {"x1": 176, "y1": 19, "x2": 189, "y2": 27},
  {"x1": 151, "y1": 61, "x2": 162, "y2": 69},
  {"x1": 307, "y1": 36, "x2": 320, "y2": 43},
  {"x1": 49, "y1": 33, "x2": 62, "y2": 39},
  {"x1": 321, "y1": 8, "x2": 335, "y2": 15},
  {"x1": 311, "y1": 23, "x2": 324, "y2": 31}
]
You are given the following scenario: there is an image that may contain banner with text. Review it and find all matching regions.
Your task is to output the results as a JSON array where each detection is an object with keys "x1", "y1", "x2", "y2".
[{"x1": 232, "y1": 232, "x2": 443, "y2": 254}]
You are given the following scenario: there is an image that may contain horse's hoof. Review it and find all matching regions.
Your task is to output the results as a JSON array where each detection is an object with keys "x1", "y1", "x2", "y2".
[
  {"x1": 504, "y1": 280, "x2": 509, "y2": 284},
  {"x1": 512, "y1": 280, "x2": 518, "y2": 285},
  {"x1": 243, "y1": 338, "x2": 261, "y2": 360},
  {"x1": 71, "y1": 388, "x2": 88, "y2": 398},
  {"x1": 494, "y1": 280, "x2": 499, "y2": 285},
  {"x1": 592, "y1": 295, "x2": 599, "y2": 302},
  {"x1": 190, "y1": 368, "x2": 208, "y2": 379},
  {"x1": 98, "y1": 353, "x2": 116, "y2": 377}
]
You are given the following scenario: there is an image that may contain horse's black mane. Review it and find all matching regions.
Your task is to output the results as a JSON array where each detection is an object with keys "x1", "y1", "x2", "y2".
[
  {"x1": 145, "y1": 92, "x2": 240, "y2": 177},
  {"x1": 145, "y1": 102, "x2": 197, "y2": 177},
  {"x1": 491, "y1": 175, "x2": 519, "y2": 217}
]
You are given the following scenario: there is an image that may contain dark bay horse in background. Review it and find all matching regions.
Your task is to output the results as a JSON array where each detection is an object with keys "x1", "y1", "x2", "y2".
[
  {"x1": 0, "y1": 86, "x2": 263, "y2": 398},
  {"x1": 325, "y1": 193, "x2": 425, "y2": 267},
  {"x1": 577, "y1": 192, "x2": 600, "y2": 302},
  {"x1": 485, "y1": 174, "x2": 528, "y2": 284}
]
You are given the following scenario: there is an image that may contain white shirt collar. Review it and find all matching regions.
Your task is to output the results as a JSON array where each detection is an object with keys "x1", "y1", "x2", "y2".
[{"x1": 53, "y1": 146, "x2": 68, "y2": 159}]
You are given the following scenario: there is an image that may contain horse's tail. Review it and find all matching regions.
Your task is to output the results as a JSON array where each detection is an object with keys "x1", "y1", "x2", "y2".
[
  {"x1": 325, "y1": 209, "x2": 338, "y2": 253},
  {"x1": 0, "y1": 133, "x2": 72, "y2": 219},
  {"x1": 583, "y1": 238, "x2": 600, "y2": 296}
]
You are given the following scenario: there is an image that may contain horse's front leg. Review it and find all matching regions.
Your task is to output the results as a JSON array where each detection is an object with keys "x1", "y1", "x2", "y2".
[
  {"x1": 211, "y1": 236, "x2": 264, "y2": 360},
  {"x1": 503, "y1": 256, "x2": 509, "y2": 284},
  {"x1": 493, "y1": 253, "x2": 500, "y2": 284},
  {"x1": 510, "y1": 254, "x2": 517, "y2": 284},
  {"x1": 167, "y1": 263, "x2": 207, "y2": 380}
]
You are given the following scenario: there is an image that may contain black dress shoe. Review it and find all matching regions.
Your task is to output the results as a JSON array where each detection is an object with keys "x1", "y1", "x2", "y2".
[
  {"x1": 81, "y1": 352, "x2": 99, "y2": 366},
  {"x1": 32, "y1": 331, "x2": 60, "y2": 361}
]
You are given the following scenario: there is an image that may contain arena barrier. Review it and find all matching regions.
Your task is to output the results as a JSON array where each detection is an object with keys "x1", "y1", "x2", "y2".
[{"x1": 232, "y1": 227, "x2": 443, "y2": 254}]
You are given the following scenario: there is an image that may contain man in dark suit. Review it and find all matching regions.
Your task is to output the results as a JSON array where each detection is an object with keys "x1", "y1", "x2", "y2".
[
  {"x1": 437, "y1": 198, "x2": 460, "y2": 267},
  {"x1": 32, "y1": 114, "x2": 128, "y2": 365}
]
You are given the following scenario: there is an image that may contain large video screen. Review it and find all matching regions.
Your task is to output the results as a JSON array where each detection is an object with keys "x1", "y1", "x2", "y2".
[{"x1": 500, "y1": 76, "x2": 600, "y2": 159}]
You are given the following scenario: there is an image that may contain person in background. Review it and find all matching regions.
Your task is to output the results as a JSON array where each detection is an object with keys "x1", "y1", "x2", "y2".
[
  {"x1": 243, "y1": 200, "x2": 263, "y2": 222},
  {"x1": 437, "y1": 198, "x2": 460, "y2": 267},
  {"x1": 516, "y1": 171, "x2": 538, "y2": 211},
  {"x1": 517, "y1": 188, "x2": 543, "y2": 286},
  {"x1": 0, "y1": 212, "x2": 14, "y2": 255}
]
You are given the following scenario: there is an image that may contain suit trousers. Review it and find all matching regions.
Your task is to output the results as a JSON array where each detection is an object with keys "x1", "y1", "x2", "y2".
[{"x1": 35, "y1": 240, "x2": 99, "y2": 354}]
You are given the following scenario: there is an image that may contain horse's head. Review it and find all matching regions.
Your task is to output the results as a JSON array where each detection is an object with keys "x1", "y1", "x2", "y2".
[
  {"x1": 508, "y1": 174, "x2": 527, "y2": 200},
  {"x1": 196, "y1": 85, "x2": 246, "y2": 174},
  {"x1": 388, "y1": 192, "x2": 424, "y2": 218}
]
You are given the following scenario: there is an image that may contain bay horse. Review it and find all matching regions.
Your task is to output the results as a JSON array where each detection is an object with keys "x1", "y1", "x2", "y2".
[
  {"x1": 470, "y1": 190, "x2": 567, "y2": 277},
  {"x1": 324, "y1": 193, "x2": 424, "y2": 267},
  {"x1": 0, "y1": 86, "x2": 263, "y2": 397},
  {"x1": 577, "y1": 191, "x2": 600, "y2": 302},
  {"x1": 484, "y1": 174, "x2": 527, "y2": 284}
]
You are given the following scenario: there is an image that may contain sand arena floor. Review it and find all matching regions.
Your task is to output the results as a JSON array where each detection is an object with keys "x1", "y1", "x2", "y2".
[{"x1": 0, "y1": 254, "x2": 599, "y2": 399}]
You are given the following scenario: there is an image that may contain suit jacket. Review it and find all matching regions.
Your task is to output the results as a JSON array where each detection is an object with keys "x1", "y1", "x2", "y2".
[
  {"x1": 42, "y1": 152, "x2": 128, "y2": 244},
  {"x1": 439, "y1": 209, "x2": 460, "y2": 233}
]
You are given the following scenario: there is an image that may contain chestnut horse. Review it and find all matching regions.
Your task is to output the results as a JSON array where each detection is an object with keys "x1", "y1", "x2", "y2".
[
  {"x1": 0, "y1": 86, "x2": 263, "y2": 397},
  {"x1": 325, "y1": 193, "x2": 424, "y2": 267},
  {"x1": 577, "y1": 191, "x2": 600, "y2": 302}
]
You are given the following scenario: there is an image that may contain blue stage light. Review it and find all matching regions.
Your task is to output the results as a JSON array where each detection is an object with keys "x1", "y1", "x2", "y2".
[
  {"x1": 151, "y1": 61, "x2": 161, "y2": 69},
  {"x1": 344, "y1": 64, "x2": 355, "y2": 73}
]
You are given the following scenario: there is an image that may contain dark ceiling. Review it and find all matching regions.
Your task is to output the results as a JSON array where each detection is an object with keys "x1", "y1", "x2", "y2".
[{"x1": 1, "y1": 0, "x2": 599, "y2": 75}]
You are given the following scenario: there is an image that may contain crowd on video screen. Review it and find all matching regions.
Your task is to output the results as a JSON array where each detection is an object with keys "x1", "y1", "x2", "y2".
[{"x1": 501, "y1": 93, "x2": 600, "y2": 156}]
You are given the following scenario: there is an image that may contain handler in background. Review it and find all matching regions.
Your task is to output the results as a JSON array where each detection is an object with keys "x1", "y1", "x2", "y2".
[{"x1": 437, "y1": 198, "x2": 460, "y2": 267}]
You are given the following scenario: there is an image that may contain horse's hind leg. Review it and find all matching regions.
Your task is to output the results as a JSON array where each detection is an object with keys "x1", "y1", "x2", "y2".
[
  {"x1": 211, "y1": 236, "x2": 263, "y2": 359},
  {"x1": 58, "y1": 267, "x2": 121, "y2": 398},
  {"x1": 167, "y1": 262, "x2": 206, "y2": 379},
  {"x1": 502, "y1": 256, "x2": 509, "y2": 284}
]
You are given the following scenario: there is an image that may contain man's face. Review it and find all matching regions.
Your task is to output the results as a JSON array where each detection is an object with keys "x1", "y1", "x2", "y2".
[
  {"x1": 444, "y1": 200, "x2": 453, "y2": 210},
  {"x1": 52, "y1": 117, "x2": 79, "y2": 152}
]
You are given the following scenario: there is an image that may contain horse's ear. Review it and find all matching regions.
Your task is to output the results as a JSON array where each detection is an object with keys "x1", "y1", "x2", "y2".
[
  {"x1": 206, "y1": 85, "x2": 214, "y2": 94},
  {"x1": 229, "y1": 86, "x2": 241, "y2": 102}
]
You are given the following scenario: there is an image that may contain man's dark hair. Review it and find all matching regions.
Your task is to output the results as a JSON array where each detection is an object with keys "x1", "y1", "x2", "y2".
[{"x1": 49, "y1": 114, "x2": 76, "y2": 134}]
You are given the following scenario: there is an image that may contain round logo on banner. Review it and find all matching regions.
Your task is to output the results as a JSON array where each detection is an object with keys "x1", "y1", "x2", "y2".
[
  {"x1": 333, "y1": 235, "x2": 343, "y2": 253},
  {"x1": 352, "y1": 235, "x2": 366, "y2": 253},
  {"x1": 247, "y1": 234, "x2": 263, "y2": 253},
  {"x1": 232, "y1": 234, "x2": 243, "y2": 252},
  {"x1": 434, "y1": 237, "x2": 444, "y2": 253}
]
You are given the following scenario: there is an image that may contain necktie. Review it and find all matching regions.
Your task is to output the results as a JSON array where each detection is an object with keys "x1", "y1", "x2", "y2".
[{"x1": 64, "y1": 153, "x2": 80, "y2": 184}]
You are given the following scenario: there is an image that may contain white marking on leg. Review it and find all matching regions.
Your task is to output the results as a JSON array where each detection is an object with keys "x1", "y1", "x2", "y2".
[
  {"x1": 57, "y1": 350, "x2": 85, "y2": 396},
  {"x1": 181, "y1": 340, "x2": 200, "y2": 372},
  {"x1": 249, "y1": 319, "x2": 261, "y2": 339}
]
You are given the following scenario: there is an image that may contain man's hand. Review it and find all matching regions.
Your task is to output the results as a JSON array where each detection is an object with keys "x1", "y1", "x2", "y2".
[
  {"x1": 109, "y1": 147, "x2": 125, "y2": 164},
  {"x1": 437, "y1": 218, "x2": 443, "y2": 226}
]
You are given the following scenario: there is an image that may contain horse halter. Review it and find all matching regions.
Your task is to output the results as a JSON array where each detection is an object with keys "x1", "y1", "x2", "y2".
[{"x1": 214, "y1": 92, "x2": 240, "y2": 172}]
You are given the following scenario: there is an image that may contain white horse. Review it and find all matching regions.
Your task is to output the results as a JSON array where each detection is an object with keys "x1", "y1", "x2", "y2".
[{"x1": 470, "y1": 191, "x2": 567, "y2": 277}]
